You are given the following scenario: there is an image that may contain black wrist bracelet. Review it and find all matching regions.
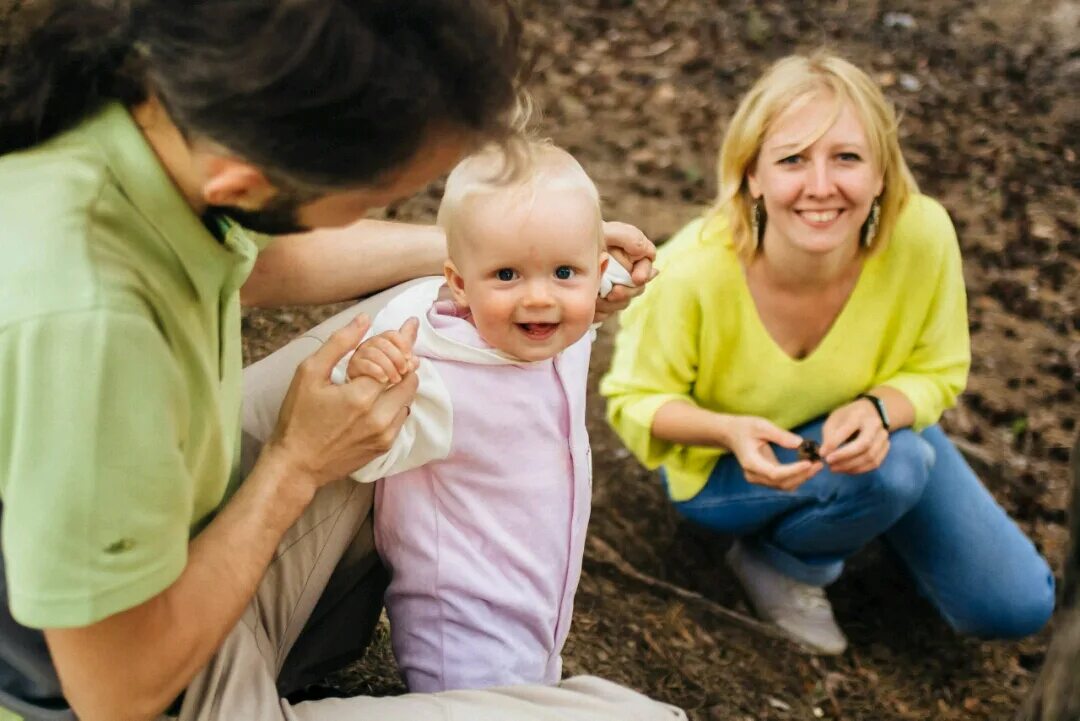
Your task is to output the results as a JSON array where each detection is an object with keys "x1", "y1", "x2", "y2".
[{"x1": 857, "y1": 393, "x2": 891, "y2": 430}]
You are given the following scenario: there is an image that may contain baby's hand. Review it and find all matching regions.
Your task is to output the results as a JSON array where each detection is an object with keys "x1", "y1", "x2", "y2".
[{"x1": 332, "y1": 318, "x2": 420, "y2": 385}]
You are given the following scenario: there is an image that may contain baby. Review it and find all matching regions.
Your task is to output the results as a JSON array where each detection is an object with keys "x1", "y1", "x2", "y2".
[{"x1": 334, "y1": 143, "x2": 631, "y2": 692}]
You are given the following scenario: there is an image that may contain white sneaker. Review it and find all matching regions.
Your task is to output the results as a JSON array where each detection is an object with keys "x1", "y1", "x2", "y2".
[{"x1": 725, "y1": 540, "x2": 848, "y2": 655}]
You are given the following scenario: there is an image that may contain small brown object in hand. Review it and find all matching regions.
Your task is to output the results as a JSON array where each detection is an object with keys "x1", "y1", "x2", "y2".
[{"x1": 797, "y1": 438, "x2": 822, "y2": 462}]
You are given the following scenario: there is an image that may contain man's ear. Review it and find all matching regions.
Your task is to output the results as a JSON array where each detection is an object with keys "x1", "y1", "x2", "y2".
[
  {"x1": 443, "y1": 259, "x2": 469, "y2": 308},
  {"x1": 199, "y1": 156, "x2": 277, "y2": 210}
]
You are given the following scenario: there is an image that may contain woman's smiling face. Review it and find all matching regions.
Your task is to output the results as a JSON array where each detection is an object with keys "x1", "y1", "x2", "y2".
[{"x1": 747, "y1": 93, "x2": 884, "y2": 257}]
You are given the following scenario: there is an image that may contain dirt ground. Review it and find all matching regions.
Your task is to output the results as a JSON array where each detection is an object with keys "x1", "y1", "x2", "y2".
[{"x1": 242, "y1": 1, "x2": 1080, "y2": 718}]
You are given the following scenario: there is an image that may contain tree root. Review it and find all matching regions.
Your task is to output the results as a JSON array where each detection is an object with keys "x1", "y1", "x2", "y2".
[{"x1": 586, "y1": 535, "x2": 788, "y2": 641}]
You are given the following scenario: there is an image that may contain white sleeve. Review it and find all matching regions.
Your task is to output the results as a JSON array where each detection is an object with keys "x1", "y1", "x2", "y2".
[
  {"x1": 590, "y1": 259, "x2": 638, "y2": 336},
  {"x1": 599, "y1": 259, "x2": 635, "y2": 298},
  {"x1": 347, "y1": 358, "x2": 454, "y2": 483}
]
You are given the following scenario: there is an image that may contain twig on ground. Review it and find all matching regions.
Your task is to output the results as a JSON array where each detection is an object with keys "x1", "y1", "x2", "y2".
[{"x1": 586, "y1": 535, "x2": 788, "y2": 641}]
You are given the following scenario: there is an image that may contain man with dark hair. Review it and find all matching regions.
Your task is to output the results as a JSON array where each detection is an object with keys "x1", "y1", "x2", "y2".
[{"x1": 0, "y1": 1, "x2": 682, "y2": 719}]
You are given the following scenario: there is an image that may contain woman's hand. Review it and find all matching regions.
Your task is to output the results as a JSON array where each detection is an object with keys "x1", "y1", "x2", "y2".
[
  {"x1": 595, "y1": 221, "x2": 659, "y2": 322},
  {"x1": 723, "y1": 415, "x2": 823, "y2": 491},
  {"x1": 820, "y1": 399, "x2": 890, "y2": 474},
  {"x1": 267, "y1": 316, "x2": 421, "y2": 490}
]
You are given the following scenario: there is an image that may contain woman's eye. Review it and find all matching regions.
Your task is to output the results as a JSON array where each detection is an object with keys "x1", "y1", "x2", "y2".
[
  {"x1": 554, "y1": 266, "x2": 575, "y2": 280},
  {"x1": 778, "y1": 154, "x2": 802, "y2": 165},
  {"x1": 838, "y1": 152, "x2": 862, "y2": 162},
  {"x1": 496, "y1": 268, "x2": 516, "y2": 282}
]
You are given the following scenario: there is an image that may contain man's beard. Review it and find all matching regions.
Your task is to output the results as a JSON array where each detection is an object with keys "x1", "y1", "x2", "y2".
[{"x1": 209, "y1": 190, "x2": 313, "y2": 236}]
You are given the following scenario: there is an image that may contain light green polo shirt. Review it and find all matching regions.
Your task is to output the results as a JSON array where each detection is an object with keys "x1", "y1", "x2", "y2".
[{"x1": 0, "y1": 103, "x2": 268, "y2": 629}]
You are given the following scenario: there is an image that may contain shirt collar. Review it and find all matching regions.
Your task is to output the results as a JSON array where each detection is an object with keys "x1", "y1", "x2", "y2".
[{"x1": 82, "y1": 103, "x2": 260, "y2": 300}]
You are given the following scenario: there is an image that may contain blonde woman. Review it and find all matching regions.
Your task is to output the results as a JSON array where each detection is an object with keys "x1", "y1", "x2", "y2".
[{"x1": 601, "y1": 52, "x2": 1053, "y2": 654}]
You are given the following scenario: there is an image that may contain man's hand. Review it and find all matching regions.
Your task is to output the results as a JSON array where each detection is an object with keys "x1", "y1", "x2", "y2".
[
  {"x1": 820, "y1": 399, "x2": 890, "y2": 475},
  {"x1": 595, "y1": 221, "x2": 658, "y2": 322},
  {"x1": 45, "y1": 320, "x2": 422, "y2": 721},
  {"x1": 268, "y1": 316, "x2": 420, "y2": 488}
]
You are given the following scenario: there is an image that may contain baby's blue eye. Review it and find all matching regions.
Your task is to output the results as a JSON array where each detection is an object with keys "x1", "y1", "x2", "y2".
[
  {"x1": 496, "y1": 268, "x2": 515, "y2": 282},
  {"x1": 554, "y1": 266, "x2": 574, "y2": 280}
]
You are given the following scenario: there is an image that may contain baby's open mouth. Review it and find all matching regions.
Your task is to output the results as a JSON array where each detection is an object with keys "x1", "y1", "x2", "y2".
[{"x1": 517, "y1": 322, "x2": 559, "y2": 340}]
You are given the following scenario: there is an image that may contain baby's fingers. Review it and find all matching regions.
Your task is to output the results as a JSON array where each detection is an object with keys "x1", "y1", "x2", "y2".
[
  {"x1": 350, "y1": 347, "x2": 400, "y2": 384},
  {"x1": 355, "y1": 337, "x2": 411, "y2": 381},
  {"x1": 351, "y1": 357, "x2": 393, "y2": 384}
]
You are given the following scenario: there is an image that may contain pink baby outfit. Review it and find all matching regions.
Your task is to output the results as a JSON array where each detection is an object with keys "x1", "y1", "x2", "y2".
[{"x1": 345, "y1": 278, "x2": 594, "y2": 692}]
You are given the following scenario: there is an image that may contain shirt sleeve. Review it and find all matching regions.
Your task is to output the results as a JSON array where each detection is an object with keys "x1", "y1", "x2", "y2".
[
  {"x1": 600, "y1": 263, "x2": 703, "y2": 470},
  {"x1": 599, "y1": 257, "x2": 635, "y2": 298},
  {"x1": 347, "y1": 358, "x2": 454, "y2": 483},
  {"x1": 0, "y1": 310, "x2": 194, "y2": 629},
  {"x1": 878, "y1": 200, "x2": 971, "y2": 429}
]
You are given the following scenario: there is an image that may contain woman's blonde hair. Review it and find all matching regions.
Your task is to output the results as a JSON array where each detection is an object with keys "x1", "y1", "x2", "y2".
[{"x1": 709, "y1": 51, "x2": 919, "y2": 260}]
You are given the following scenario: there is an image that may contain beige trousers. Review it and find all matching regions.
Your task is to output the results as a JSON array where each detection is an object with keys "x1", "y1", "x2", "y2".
[{"x1": 171, "y1": 280, "x2": 687, "y2": 720}]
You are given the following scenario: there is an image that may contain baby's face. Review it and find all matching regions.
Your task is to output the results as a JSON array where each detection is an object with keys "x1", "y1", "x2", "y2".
[{"x1": 446, "y1": 189, "x2": 605, "y2": 362}]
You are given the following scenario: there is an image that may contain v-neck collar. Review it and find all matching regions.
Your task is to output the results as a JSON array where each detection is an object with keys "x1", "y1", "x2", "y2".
[{"x1": 736, "y1": 251, "x2": 878, "y2": 364}]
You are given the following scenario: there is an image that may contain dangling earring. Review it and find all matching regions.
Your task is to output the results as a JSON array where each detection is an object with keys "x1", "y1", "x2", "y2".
[
  {"x1": 862, "y1": 198, "x2": 881, "y2": 248},
  {"x1": 751, "y1": 200, "x2": 763, "y2": 248}
]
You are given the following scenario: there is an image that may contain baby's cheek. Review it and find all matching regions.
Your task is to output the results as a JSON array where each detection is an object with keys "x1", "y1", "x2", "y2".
[{"x1": 573, "y1": 293, "x2": 602, "y2": 323}]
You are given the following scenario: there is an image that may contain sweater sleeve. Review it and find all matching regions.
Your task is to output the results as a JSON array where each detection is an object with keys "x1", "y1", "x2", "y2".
[
  {"x1": 600, "y1": 260, "x2": 703, "y2": 470},
  {"x1": 348, "y1": 358, "x2": 453, "y2": 483},
  {"x1": 878, "y1": 199, "x2": 971, "y2": 429}
]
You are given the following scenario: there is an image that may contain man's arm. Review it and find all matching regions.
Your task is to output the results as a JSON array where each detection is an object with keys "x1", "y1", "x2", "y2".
[
  {"x1": 44, "y1": 318, "x2": 418, "y2": 721},
  {"x1": 44, "y1": 446, "x2": 315, "y2": 721},
  {"x1": 241, "y1": 218, "x2": 659, "y2": 314},
  {"x1": 241, "y1": 219, "x2": 447, "y2": 308}
]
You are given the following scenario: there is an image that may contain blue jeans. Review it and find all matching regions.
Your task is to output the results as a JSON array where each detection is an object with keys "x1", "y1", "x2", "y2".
[{"x1": 670, "y1": 419, "x2": 1055, "y2": 639}]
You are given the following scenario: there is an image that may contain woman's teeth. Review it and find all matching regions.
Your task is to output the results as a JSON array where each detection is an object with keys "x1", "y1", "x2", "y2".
[{"x1": 800, "y1": 209, "x2": 840, "y2": 222}]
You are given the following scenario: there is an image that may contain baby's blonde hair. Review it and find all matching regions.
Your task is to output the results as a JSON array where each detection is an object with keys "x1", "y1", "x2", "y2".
[
  {"x1": 709, "y1": 51, "x2": 919, "y2": 260},
  {"x1": 437, "y1": 141, "x2": 603, "y2": 259}
]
